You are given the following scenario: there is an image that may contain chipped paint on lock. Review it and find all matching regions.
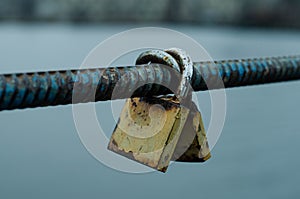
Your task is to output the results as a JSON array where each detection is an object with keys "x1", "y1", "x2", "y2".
[{"x1": 108, "y1": 97, "x2": 189, "y2": 172}]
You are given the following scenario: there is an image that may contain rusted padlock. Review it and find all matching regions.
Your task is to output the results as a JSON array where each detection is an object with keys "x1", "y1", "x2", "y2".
[
  {"x1": 108, "y1": 96, "x2": 190, "y2": 172},
  {"x1": 108, "y1": 49, "x2": 210, "y2": 172}
]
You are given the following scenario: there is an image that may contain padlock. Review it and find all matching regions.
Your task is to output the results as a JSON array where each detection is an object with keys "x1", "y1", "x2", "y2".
[
  {"x1": 108, "y1": 48, "x2": 210, "y2": 172},
  {"x1": 108, "y1": 96, "x2": 190, "y2": 172}
]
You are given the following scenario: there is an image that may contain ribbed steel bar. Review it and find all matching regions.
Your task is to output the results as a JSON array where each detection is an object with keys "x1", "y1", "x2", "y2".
[{"x1": 0, "y1": 55, "x2": 300, "y2": 111}]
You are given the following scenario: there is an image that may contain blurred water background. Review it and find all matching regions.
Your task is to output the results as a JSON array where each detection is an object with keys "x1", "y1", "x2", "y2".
[
  {"x1": 1, "y1": 0, "x2": 300, "y2": 28},
  {"x1": 1, "y1": 1, "x2": 300, "y2": 199}
]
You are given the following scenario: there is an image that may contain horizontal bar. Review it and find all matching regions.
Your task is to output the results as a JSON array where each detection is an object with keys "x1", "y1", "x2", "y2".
[{"x1": 0, "y1": 55, "x2": 300, "y2": 111}]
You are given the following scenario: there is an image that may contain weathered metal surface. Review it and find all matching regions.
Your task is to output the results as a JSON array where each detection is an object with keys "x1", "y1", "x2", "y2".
[
  {"x1": 165, "y1": 48, "x2": 194, "y2": 100},
  {"x1": 0, "y1": 56, "x2": 300, "y2": 111},
  {"x1": 108, "y1": 97, "x2": 211, "y2": 170},
  {"x1": 108, "y1": 97, "x2": 189, "y2": 172},
  {"x1": 136, "y1": 48, "x2": 194, "y2": 100},
  {"x1": 136, "y1": 49, "x2": 181, "y2": 73},
  {"x1": 108, "y1": 48, "x2": 211, "y2": 170},
  {"x1": 172, "y1": 101, "x2": 211, "y2": 162}
]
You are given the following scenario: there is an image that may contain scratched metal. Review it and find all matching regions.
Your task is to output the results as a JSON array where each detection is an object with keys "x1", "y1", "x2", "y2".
[
  {"x1": 0, "y1": 56, "x2": 300, "y2": 111},
  {"x1": 136, "y1": 48, "x2": 194, "y2": 100}
]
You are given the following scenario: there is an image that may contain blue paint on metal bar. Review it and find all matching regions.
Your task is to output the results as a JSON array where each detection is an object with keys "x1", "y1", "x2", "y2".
[
  {"x1": 0, "y1": 55, "x2": 300, "y2": 111},
  {"x1": 236, "y1": 62, "x2": 245, "y2": 82}
]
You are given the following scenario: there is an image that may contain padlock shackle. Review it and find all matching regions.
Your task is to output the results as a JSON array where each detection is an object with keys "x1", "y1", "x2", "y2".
[{"x1": 136, "y1": 48, "x2": 194, "y2": 102}]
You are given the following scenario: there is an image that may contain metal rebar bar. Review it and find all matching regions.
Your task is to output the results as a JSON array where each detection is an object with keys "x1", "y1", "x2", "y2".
[{"x1": 0, "y1": 55, "x2": 300, "y2": 111}]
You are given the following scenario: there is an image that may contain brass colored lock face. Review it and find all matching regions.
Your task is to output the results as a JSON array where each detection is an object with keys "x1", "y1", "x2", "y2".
[{"x1": 108, "y1": 97, "x2": 190, "y2": 172}]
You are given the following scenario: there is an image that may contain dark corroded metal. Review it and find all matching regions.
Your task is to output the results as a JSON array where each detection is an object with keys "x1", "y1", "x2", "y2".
[
  {"x1": 137, "y1": 48, "x2": 194, "y2": 101},
  {"x1": 136, "y1": 49, "x2": 181, "y2": 73},
  {"x1": 172, "y1": 101, "x2": 211, "y2": 163},
  {"x1": 1, "y1": 55, "x2": 300, "y2": 111}
]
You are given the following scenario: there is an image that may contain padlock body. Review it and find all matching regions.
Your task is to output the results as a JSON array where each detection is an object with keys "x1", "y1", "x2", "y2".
[
  {"x1": 108, "y1": 97, "x2": 189, "y2": 172},
  {"x1": 172, "y1": 102, "x2": 211, "y2": 162}
]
